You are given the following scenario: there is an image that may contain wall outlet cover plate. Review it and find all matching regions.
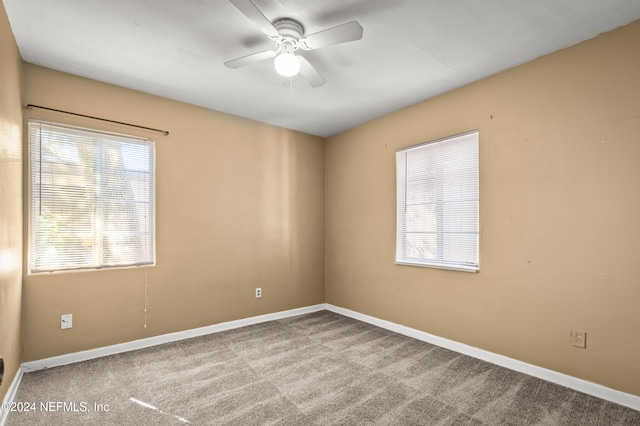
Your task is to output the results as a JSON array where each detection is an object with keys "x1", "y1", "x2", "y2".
[
  {"x1": 572, "y1": 330, "x2": 586, "y2": 348},
  {"x1": 61, "y1": 314, "x2": 73, "y2": 329}
]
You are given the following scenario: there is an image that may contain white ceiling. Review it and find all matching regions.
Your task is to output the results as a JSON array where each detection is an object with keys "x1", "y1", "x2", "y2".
[{"x1": 4, "y1": 0, "x2": 640, "y2": 137}]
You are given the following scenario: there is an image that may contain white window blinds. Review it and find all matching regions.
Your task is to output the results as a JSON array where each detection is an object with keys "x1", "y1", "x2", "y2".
[
  {"x1": 396, "y1": 130, "x2": 479, "y2": 272},
  {"x1": 29, "y1": 121, "x2": 155, "y2": 273}
]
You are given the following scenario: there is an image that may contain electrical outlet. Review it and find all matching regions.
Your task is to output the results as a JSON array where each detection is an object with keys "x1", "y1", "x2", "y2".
[
  {"x1": 255, "y1": 288, "x2": 262, "y2": 298},
  {"x1": 572, "y1": 330, "x2": 586, "y2": 348},
  {"x1": 61, "y1": 314, "x2": 73, "y2": 329}
]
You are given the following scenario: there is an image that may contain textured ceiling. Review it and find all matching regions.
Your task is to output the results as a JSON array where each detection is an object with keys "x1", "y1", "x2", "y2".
[{"x1": 4, "y1": 0, "x2": 640, "y2": 137}]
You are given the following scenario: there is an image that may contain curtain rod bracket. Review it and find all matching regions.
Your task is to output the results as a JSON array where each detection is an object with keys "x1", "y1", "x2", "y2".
[{"x1": 26, "y1": 104, "x2": 170, "y2": 136}]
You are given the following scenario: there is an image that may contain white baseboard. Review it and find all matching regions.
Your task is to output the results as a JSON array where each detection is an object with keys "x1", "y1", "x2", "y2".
[
  {"x1": 13, "y1": 302, "x2": 640, "y2": 415},
  {"x1": 325, "y1": 304, "x2": 640, "y2": 412},
  {"x1": 0, "y1": 366, "x2": 25, "y2": 426},
  {"x1": 22, "y1": 304, "x2": 326, "y2": 372}
]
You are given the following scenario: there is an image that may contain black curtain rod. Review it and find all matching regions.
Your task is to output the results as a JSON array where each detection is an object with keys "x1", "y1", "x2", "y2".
[{"x1": 26, "y1": 104, "x2": 170, "y2": 136}]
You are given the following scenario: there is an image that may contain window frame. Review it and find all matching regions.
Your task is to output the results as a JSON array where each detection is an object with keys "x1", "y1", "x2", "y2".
[
  {"x1": 27, "y1": 120, "x2": 156, "y2": 274},
  {"x1": 395, "y1": 130, "x2": 479, "y2": 272}
]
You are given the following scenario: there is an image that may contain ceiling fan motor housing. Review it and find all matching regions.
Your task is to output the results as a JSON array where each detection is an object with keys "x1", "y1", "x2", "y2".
[{"x1": 273, "y1": 18, "x2": 304, "y2": 47}]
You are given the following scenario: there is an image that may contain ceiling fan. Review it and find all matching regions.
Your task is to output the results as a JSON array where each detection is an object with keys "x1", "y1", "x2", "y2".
[{"x1": 224, "y1": 0, "x2": 364, "y2": 87}]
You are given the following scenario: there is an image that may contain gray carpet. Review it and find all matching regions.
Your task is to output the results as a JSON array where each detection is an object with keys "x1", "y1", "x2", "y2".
[{"x1": 6, "y1": 311, "x2": 640, "y2": 425}]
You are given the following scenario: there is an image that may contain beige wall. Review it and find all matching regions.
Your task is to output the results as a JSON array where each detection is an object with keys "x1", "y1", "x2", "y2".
[
  {"x1": 0, "y1": 1, "x2": 23, "y2": 401},
  {"x1": 21, "y1": 65, "x2": 325, "y2": 361},
  {"x1": 326, "y1": 20, "x2": 640, "y2": 396}
]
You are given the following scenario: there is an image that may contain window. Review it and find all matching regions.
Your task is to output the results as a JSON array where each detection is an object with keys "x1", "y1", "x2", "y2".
[
  {"x1": 396, "y1": 130, "x2": 479, "y2": 272},
  {"x1": 28, "y1": 121, "x2": 155, "y2": 273}
]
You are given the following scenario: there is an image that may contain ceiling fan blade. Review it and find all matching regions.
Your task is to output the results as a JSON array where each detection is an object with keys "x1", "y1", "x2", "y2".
[
  {"x1": 298, "y1": 56, "x2": 326, "y2": 88},
  {"x1": 302, "y1": 21, "x2": 363, "y2": 50},
  {"x1": 229, "y1": 0, "x2": 279, "y2": 37},
  {"x1": 224, "y1": 50, "x2": 276, "y2": 68}
]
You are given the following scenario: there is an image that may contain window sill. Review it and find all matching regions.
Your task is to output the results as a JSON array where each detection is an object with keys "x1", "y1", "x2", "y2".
[{"x1": 395, "y1": 260, "x2": 479, "y2": 273}]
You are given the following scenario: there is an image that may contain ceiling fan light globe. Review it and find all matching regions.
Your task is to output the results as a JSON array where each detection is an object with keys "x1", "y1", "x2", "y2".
[{"x1": 275, "y1": 53, "x2": 300, "y2": 77}]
